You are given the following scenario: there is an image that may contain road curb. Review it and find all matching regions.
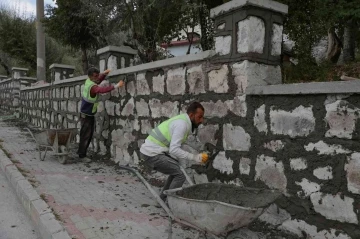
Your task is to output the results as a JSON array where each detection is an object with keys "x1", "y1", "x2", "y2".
[{"x1": 0, "y1": 148, "x2": 72, "y2": 239}]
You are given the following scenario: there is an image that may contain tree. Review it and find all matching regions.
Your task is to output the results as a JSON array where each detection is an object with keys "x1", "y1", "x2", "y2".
[{"x1": 43, "y1": 0, "x2": 102, "y2": 73}]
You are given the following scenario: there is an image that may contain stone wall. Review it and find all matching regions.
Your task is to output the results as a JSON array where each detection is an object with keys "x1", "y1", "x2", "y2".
[{"x1": 2, "y1": 0, "x2": 360, "y2": 238}]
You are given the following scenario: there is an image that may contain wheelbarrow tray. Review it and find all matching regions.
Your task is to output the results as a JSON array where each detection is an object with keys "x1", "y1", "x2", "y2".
[
  {"x1": 164, "y1": 183, "x2": 282, "y2": 236},
  {"x1": 34, "y1": 128, "x2": 78, "y2": 146}
]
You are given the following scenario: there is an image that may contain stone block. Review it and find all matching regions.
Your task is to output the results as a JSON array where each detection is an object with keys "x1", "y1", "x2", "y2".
[
  {"x1": 75, "y1": 85, "x2": 81, "y2": 98},
  {"x1": 255, "y1": 155, "x2": 287, "y2": 193},
  {"x1": 223, "y1": 124, "x2": 251, "y2": 151},
  {"x1": 279, "y1": 219, "x2": 351, "y2": 239},
  {"x1": 197, "y1": 124, "x2": 219, "y2": 147},
  {"x1": 121, "y1": 98, "x2": 135, "y2": 116},
  {"x1": 232, "y1": 61, "x2": 282, "y2": 94},
  {"x1": 136, "y1": 73, "x2": 151, "y2": 95},
  {"x1": 290, "y1": 158, "x2": 307, "y2": 171},
  {"x1": 215, "y1": 35, "x2": 231, "y2": 55},
  {"x1": 270, "y1": 105, "x2": 315, "y2": 138},
  {"x1": 202, "y1": 100, "x2": 229, "y2": 118},
  {"x1": 271, "y1": 24, "x2": 283, "y2": 56},
  {"x1": 212, "y1": 151, "x2": 233, "y2": 175},
  {"x1": 187, "y1": 65, "x2": 205, "y2": 95},
  {"x1": 105, "y1": 101, "x2": 115, "y2": 116},
  {"x1": 304, "y1": 141, "x2": 351, "y2": 155},
  {"x1": 149, "y1": 99, "x2": 179, "y2": 118},
  {"x1": 254, "y1": 104, "x2": 267, "y2": 133},
  {"x1": 136, "y1": 99, "x2": 150, "y2": 117},
  {"x1": 167, "y1": 67, "x2": 186, "y2": 95},
  {"x1": 208, "y1": 65, "x2": 229, "y2": 93},
  {"x1": 295, "y1": 178, "x2": 320, "y2": 198},
  {"x1": 310, "y1": 193, "x2": 358, "y2": 224},
  {"x1": 141, "y1": 120, "x2": 152, "y2": 135},
  {"x1": 225, "y1": 95, "x2": 247, "y2": 117},
  {"x1": 313, "y1": 166, "x2": 333, "y2": 180},
  {"x1": 263, "y1": 140, "x2": 285, "y2": 152},
  {"x1": 152, "y1": 74, "x2": 165, "y2": 94},
  {"x1": 69, "y1": 87, "x2": 74, "y2": 98},
  {"x1": 108, "y1": 55, "x2": 117, "y2": 70},
  {"x1": 67, "y1": 101, "x2": 77, "y2": 113},
  {"x1": 345, "y1": 153, "x2": 360, "y2": 194},
  {"x1": 237, "y1": 16, "x2": 265, "y2": 54},
  {"x1": 258, "y1": 204, "x2": 291, "y2": 226},
  {"x1": 99, "y1": 59, "x2": 106, "y2": 72},
  {"x1": 126, "y1": 80, "x2": 136, "y2": 96},
  {"x1": 63, "y1": 87, "x2": 69, "y2": 98},
  {"x1": 239, "y1": 157, "x2": 251, "y2": 175},
  {"x1": 325, "y1": 100, "x2": 360, "y2": 139}
]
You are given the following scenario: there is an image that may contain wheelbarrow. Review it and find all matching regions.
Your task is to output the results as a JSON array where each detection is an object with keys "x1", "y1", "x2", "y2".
[
  {"x1": 26, "y1": 128, "x2": 78, "y2": 164},
  {"x1": 120, "y1": 164, "x2": 282, "y2": 239}
]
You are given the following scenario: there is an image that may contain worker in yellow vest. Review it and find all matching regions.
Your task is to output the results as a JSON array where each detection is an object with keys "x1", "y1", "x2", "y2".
[
  {"x1": 140, "y1": 102, "x2": 209, "y2": 201},
  {"x1": 77, "y1": 67, "x2": 124, "y2": 163}
]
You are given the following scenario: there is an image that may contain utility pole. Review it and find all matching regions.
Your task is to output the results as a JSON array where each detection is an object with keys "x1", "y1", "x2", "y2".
[{"x1": 36, "y1": 0, "x2": 46, "y2": 82}]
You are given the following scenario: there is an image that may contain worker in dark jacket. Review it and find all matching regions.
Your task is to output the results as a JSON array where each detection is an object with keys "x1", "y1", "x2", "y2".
[{"x1": 77, "y1": 67, "x2": 124, "y2": 163}]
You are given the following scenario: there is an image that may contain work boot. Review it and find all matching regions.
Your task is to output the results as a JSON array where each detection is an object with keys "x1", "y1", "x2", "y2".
[{"x1": 80, "y1": 157, "x2": 91, "y2": 163}]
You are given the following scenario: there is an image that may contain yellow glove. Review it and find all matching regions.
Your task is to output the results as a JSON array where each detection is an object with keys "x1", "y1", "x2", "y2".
[{"x1": 201, "y1": 153, "x2": 209, "y2": 164}]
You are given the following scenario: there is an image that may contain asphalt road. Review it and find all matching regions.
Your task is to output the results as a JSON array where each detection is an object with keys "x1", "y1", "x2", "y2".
[{"x1": 0, "y1": 171, "x2": 39, "y2": 239}]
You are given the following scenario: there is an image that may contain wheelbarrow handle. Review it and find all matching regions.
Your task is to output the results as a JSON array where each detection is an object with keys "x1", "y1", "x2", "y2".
[{"x1": 118, "y1": 165, "x2": 175, "y2": 220}]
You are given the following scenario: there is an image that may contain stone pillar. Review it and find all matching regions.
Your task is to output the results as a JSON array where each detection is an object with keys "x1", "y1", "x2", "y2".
[
  {"x1": 210, "y1": 0, "x2": 288, "y2": 89},
  {"x1": 12, "y1": 67, "x2": 28, "y2": 79},
  {"x1": 0, "y1": 75, "x2": 8, "y2": 81},
  {"x1": 96, "y1": 45, "x2": 137, "y2": 72},
  {"x1": 49, "y1": 63, "x2": 75, "y2": 82},
  {"x1": 11, "y1": 67, "x2": 28, "y2": 116}
]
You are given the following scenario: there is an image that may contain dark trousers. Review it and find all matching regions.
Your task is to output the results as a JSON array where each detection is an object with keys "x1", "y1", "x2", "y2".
[
  {"x1": 141, "y1": 153, "x2": 185, "y2": 198},
  {"x1": 77, "y1": 114, "x2": 95, "y2": 158}
]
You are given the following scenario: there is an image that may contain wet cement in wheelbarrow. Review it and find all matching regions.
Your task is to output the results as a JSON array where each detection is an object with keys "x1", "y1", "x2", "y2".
[{"x1": 176, "y1": 183, "x2": 282, "y2": 208}]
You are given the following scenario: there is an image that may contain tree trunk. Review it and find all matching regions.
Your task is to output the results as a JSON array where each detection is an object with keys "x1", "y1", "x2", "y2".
[
  {"x1": 81, "y1": 44, "x2": 88, "y2": 74},
  {"x1": 342, "y1": 19, "x2": 356, "y2": 63},
  {"x1": 326, "y1": 27, "x2": 342, "y2": 64},
  {"x1": 0, "y1": 57, "x2": 10, "y2": 76},
  {"x1": 198, "y1": 0, "x2": 212, "y2": 51}
]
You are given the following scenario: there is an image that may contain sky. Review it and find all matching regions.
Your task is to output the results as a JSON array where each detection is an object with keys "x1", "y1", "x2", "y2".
[{"x1": 1, "y1": 0, "x2": 56, "y2": 17}]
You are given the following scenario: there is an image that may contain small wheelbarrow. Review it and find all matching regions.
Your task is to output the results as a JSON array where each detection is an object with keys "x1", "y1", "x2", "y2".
[
  {"x1": 120, "y1": 164, "x2": 282, "y2": 239},
  {"x1": 164, "y1": 183, "x2": 282, "y2": 238},
  {"x1": 26, "y1": 128, "x2": 78, "y2": 164}
]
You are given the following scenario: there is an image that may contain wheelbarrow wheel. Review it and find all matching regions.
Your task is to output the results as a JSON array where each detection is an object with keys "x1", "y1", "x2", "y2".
[{"x1": 58, "y1": 145, "x2": 68, "y2": 164}]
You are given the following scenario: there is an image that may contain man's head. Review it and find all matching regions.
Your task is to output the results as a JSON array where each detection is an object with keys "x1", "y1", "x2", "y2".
[
  {"x1": 186, "y1": 102, "x2": 205, "y2": 129},
  {"x1": 87, "y1": 67, "x2": 100, "y2": 84}
]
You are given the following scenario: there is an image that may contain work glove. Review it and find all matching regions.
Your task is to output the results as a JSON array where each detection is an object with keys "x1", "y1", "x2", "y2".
[
  {"x1": 114, "y1": 80, "x2": 124, "y2": 89},
  {"x1": 103, "y1": 69, "x2": 111, "y2": 75},
  {"x1": 193, "y1": 153, "x2": 209, "y2": 164}
]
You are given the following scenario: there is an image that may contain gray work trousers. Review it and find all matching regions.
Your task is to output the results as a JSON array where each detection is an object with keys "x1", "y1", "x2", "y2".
[{"x1": 140, "y1": 153, "x2": 185, "y2": 197}]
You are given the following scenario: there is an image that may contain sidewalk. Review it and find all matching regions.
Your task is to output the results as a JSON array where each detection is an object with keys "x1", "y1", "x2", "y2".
[{"x1": 0, "y1": 117, "x2": 199, "y2": 239}]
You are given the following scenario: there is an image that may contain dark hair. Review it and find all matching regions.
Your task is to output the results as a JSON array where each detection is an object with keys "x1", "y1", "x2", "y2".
[
  {"x1": 87, "y1": 67, "x2": 100, "y2": 77},
  {"x1": 186, "y1": 102, "x2": 204, "y2": 114}
]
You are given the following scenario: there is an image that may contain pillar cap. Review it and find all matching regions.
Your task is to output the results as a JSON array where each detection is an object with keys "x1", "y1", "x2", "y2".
[
  {"x1": 11, "y1": 67, "x2": 29, "y2": 71},
  {"x1": 210, "y1": 0, "x2": 288, "y2": 18},
  {"x1": 49, "y1": 63, "x2": 75, "y2": 70},
  {"x1": 96, "y1": 45, "x2": 137, "y2": 56}
]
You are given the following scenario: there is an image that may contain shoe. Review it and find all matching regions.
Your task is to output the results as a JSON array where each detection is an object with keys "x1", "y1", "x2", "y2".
[{"x1": 80, "y1": 157, "x2": 91, "y2": 163}]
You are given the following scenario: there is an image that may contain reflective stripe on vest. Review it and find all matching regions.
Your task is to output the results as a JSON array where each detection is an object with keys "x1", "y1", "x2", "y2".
[
  {"x1": 147, "y1": 114, "x2": 191, "y2": 147},
  {"x1": 81, "y1": 79, "x2": 98, "y2": 114}
]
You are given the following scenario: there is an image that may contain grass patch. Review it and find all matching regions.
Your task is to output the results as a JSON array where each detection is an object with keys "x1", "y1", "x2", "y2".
[
  {"x1": 28, "y1": 178, "x2": 39, "y2": 188},
  {"x1": 0, "y1": 144, "x2": 12, "y2": 158},
  {"x1": 40, "y1": 193, "x2": 48, "y2": 202},
  {"x1": 17, "y1": 167, "x2": 30, "y2": 177},
  {"x1": 10, "y1": 159, "x2": 20, "y2": 164},
  {"x1": 52, "y1": 209, "x2": 64, "y2": 223}
]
